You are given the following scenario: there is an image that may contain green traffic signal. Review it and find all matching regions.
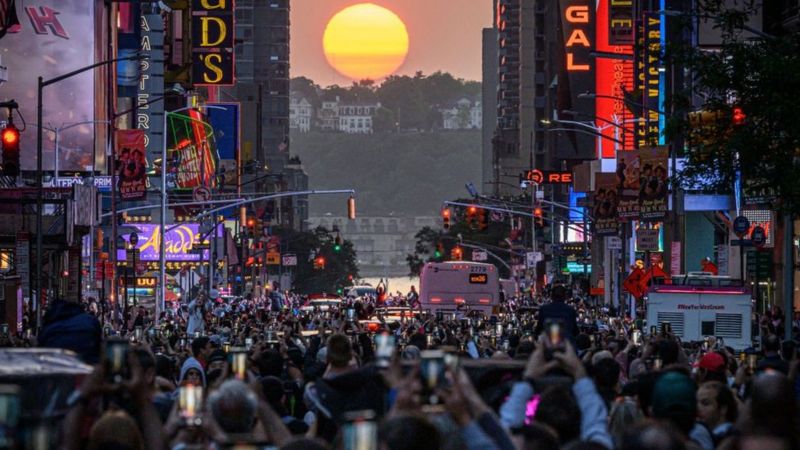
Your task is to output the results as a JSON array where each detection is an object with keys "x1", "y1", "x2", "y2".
[
  {"x1": 434, "y1": 250, "x2": 442, "y2": 258},
  {"x1": 334, "y1": 244, "x2": 341, "y2": 252}
]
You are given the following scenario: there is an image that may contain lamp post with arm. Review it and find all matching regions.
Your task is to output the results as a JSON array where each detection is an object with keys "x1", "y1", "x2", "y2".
[{"x1": 158, "y1": 105, "x2": 227, "y2": 324}]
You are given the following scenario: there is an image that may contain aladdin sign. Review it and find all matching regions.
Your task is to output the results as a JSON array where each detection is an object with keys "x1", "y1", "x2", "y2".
[
  {"x1": 192, "y1": 0, "x2": 235, "y2": 85},
  {"x1": 116, "y1": 223, "x2": 222, "y2": 262}
]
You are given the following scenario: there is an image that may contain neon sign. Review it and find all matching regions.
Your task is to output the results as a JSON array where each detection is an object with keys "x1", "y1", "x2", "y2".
[{"x1": 565, "y1": 4, "x2": 591, "y2": 71}]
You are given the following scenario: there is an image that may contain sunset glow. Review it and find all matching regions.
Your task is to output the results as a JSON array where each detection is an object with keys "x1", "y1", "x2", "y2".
[{"x1": 323, "y1": 3, "x2": 409, "y2": 81}]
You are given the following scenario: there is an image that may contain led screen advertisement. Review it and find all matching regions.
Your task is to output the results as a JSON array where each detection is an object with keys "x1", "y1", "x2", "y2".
[
  {"x1": 116, "y1": 223, "x2": 223, "y2": 262},
  {"x1": 0, "y1": 1, "x2": 96, "y2": 171},
  {"x1": 167, "y1": 110, "x2": 219, "y2": 190},
  {"x1": 596, "y1": 0, "x2": 635, "y2": 157}
]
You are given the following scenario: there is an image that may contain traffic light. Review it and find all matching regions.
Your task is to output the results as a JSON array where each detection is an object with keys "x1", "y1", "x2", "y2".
[
  {"x1": 533, "y1": 207, "x2": 544, "y2": 227},
  {"x1": 246, "y1": 217, "x2": 256, "y2": 235},
  {"x1": 1, "y1": 122, "x2": 20, "y2": 177},
  {"x1": 451, "y1": 246, "x2": 463, "y2": 261},
  {"x1": 434, "y1": 242, "x2": 444, "y2": 259},
  {"x1": 478, "y1": 208, "x2": 488, "y2": 231},
  {"x1": 347, "y1": 196, "x2": 357, "y2": 220},
  {"x1": 334, "y1": 234, "x2": 342, "y2": 252},
  {"x1": 441, "y1": 208, "x2": 451, "y2": 231},
  {"x1": 466, "y1": 205, "x2": 478, "y2": 228},
  {"x1": 732, "y1": 106, "x2": 746, "y2": 126},
  {"x1": 314, "y1": 256, "x2": 326, "y2": 269}
]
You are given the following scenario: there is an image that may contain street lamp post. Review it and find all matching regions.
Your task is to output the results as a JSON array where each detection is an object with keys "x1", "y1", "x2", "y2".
[{"x1": 35, "y1": 53, "x2": 143, "y2": 330}]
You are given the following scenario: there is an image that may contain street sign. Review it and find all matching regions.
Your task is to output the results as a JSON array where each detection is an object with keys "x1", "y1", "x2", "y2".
[
  {"x1": 636, "y1": 229, "x2": 660, "y2": 252},
  {"x1": 282, "y1": 254, "x2": 297, "y2": 266},
  {"x1": 471, "y1": 250, "x2": 488, "y2": 261},
  {"x1": 606, "y1": 236, "x2": 622, "y2": 250},
  {"x1": 266, "y1": 251, "x2": 281, "y2": 265},
  {"x1": 751, "y1": 226, "x2": 766, "y2": 248},
  {"x1": 733, "y1": 216, "x2": 750, "y2": 238}
]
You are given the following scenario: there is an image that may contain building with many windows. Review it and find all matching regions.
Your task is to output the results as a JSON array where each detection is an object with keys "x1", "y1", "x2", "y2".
[
  {"x1": 289, "y1": 93, "x2": 313, "y2": 133},
  {"x1": 337, "y1": 102, "x2": 379, "y2": 134}
]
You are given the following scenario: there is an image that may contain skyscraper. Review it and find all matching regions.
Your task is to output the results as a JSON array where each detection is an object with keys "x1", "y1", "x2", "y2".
[{"x1": 227, "y1": 0, "x2": 308, "y2": 230}]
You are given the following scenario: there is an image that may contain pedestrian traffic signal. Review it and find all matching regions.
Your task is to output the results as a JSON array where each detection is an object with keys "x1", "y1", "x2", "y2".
[
  {"x1": 1, "y1": 123, "x2": 20, "y2": 177},
  {"x1": 441, "y1": 208, "x2": 451, "y2": 230},
  {"x1": 732, "y1": 106, "x2": 746, "y2": 126},
  {"x1": 451, "y1": 246, "x2": 463, "y2": 261}
]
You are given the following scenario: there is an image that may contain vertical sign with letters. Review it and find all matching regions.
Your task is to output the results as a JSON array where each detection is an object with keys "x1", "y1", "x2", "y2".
[
  {"x1": 192, "y1": 0, "x2": 235, "y2": 86},
  {"x1": 139, "y1": 13, "x2": 165, "y2": 163}
]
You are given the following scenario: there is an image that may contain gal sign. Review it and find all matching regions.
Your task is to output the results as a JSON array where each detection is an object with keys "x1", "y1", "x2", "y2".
[{"x1": 192, "y1": 0, "x2": 235, "y2": 85}]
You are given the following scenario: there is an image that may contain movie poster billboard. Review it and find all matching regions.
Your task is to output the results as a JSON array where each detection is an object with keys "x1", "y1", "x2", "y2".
[
  {"x1": 115, "y1": 130, "x2": 148, "y2": 201},
  {"x1": 638, "y1": 147, "x2": 668, "y2": 221},
  {"x1": 593, "y1": 173, "x2": 619, "y2": 236},
  {"x1": 615, "y1": 150, "x2": 639, "y2": 219},
  {"x1": 0, "y1": 1, "x2": 96, "y2": 171}
]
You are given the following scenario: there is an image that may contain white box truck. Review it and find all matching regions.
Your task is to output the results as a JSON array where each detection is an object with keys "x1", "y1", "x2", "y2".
[{"x1": 646, "y1": 274, "x2": 753, "y2": 350}]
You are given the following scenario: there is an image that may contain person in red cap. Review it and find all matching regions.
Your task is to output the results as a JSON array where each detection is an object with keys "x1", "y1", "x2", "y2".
[{"x1": 693, "y1": 351, "x2": 727, "y2": 384}]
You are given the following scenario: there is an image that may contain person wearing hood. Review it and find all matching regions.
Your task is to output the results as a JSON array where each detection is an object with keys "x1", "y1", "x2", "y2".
[
  {"x1": 179, "y1": 357, "x2": 207, "y2": 387},
  {"x1": 38, "y1": 298, "x2": 102, "y2": 364}
]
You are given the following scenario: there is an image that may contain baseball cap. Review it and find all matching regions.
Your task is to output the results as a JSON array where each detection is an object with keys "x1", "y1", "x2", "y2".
[{"x1": 693, "y1": 352, "x2": 725, "y2": 373}]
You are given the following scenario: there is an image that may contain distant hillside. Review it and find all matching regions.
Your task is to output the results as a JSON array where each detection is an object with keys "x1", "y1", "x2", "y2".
[{"x1": 291, "y1": 130, "x2": 482, "y2": 217}]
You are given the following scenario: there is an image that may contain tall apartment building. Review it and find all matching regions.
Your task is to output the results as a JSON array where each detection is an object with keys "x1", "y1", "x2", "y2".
[
  {"x1": 226, "y1": 0, "x2": 308, "y2": 230},
  {"x1": 491, "y1": 0, "x2": 545, "y2": 196},
  {"x1": 481, "y1": 25, "x2": 498, "y2": 195}
]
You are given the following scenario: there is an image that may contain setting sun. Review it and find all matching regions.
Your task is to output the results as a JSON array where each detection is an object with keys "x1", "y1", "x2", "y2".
[{"x1": 323, "y1": 3, "x2": 409, "y2": 81}]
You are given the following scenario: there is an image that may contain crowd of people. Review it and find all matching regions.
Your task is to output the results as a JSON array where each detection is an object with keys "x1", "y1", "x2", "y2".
[{"x1": 2, "y1": 282, "x2": 799, "y2": 450}]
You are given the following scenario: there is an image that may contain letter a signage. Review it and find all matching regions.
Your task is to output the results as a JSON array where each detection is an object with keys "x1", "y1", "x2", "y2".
[{"x1": 191, "y1": 0, "x2": 235, "y2": 85}]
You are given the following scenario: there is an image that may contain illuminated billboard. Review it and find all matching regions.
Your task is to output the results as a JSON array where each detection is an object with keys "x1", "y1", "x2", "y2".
[
  {"x1": 556, "y1": 0, "x2": 596, "y2": 160},
  {"x1": 116, "y1": 223, "x2": 223, "y2": 262},
  {"x1": 191, "y1": 0, "x2": 235, "y2": 86},
  {"x1": 1, "y1": 1, "x2": 96, "y2": 171},
  {"x1": 167, "y1": 110, "x2": 219, "y2": 189},
  {"x1": 596, "y1": 0, "x2": 635, "y2": 158}
]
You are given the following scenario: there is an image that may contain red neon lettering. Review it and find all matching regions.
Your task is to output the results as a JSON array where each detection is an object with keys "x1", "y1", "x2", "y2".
[{"x1": 25, "y1": 6, "x2": 68, "y2": 39}]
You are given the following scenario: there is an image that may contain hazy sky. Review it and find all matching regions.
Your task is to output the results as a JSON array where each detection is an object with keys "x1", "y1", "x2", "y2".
[{"x1": 290, "y1": 0, "x2": 491, "y2": 86}]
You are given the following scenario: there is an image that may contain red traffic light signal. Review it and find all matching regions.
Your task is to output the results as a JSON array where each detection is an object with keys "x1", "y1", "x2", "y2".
[
  {"x1": 314, "y1": 256, "x2": 326, "y2": 269},
  {"x1": 732, "y1": 106, "x2": 746, "y2": 126},
  {"x1": 442, "y1": 208, "x2": 451, "y2": 230},
  {"x1": 533, "y1": 207, "x2": 543, "y2": 217},
  {"x1": 451, "y1": 246, "x2": 463, "y2": 260},
  {"x1": 478, "y1": 208, "x2": 488, "y2": 231},
  {"x1": 1, "y1": 123, "x2": 20, "y2": 177}
]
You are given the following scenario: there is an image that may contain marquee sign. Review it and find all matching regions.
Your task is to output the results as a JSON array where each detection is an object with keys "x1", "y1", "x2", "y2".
[
  {"x1": 116, "y1": 223, "x2": 223, "y2": 262},
  {"x1": 192, "y1": 0, "x2": 235, "y2": 85}
]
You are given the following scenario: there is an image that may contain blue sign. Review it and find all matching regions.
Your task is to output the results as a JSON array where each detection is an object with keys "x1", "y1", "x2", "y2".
[
  {"x1": 733, "y1": 216, "x2": 750, "y2": 238},
  {"x1": 207, "y1": 103, "x2": 240, "y2": 160}
]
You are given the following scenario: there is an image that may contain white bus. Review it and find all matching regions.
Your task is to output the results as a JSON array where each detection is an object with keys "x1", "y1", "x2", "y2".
[{"x1": 419, "y1": 261, "x2": 501, "y2": 315}]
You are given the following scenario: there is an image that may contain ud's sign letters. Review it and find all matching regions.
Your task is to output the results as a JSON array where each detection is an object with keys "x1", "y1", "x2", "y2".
[{"x1": 192, "y1": 0, "x2": 235, "y2": 85}]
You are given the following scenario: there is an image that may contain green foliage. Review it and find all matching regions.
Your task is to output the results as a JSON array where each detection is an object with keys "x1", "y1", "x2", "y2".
[
  {"x1": 293, "y1": 72, "x2": 481, "y2": 131},
  {"x1": 664, "y1": 3, "x2": 800, "y2": 213},
  {"x1": 268, "y1": 226, "x2": 359, "y2": 295},
  {"x1": 292, "y1": 130, "x2": 482, "y2": 217}
]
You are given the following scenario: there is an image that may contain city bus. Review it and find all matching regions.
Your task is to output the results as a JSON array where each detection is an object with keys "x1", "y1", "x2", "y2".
[{"x1": 419, "y1": 261, "x2": 500, "y2": 315}]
